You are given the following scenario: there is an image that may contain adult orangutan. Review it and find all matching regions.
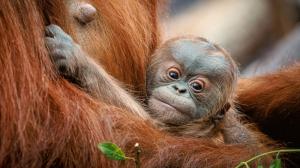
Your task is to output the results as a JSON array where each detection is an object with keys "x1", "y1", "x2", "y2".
[{"x1": 0, "y1": 0, "x2": 299, "y2": 168}]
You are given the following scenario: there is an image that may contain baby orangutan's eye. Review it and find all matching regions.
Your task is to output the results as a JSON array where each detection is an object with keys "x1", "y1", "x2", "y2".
[
  {"x1": 189, "y1": 79, "x2": 204, "y2": 93},
  {"x1": 167, "y1": 67, "x2": 181, "y2": 80}
]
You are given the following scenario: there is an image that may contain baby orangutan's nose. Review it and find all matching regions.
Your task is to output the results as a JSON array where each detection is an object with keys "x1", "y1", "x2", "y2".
[{"x1": 172, "y1": 85, "x2": 187, "y2": 94}]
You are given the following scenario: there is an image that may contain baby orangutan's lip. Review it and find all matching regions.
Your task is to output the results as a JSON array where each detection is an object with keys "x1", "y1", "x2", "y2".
[
  {"x1": 153, "y1": 96, "x2": 178, "y2": 110},
  {"x1": 152, "y1": 96, "x2": 193, "y2": 118}
]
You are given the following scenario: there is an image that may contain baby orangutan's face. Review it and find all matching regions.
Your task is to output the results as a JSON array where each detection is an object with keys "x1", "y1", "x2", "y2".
[{"x1": 147, "y1": 37, "x2": 238, "y2": 125}]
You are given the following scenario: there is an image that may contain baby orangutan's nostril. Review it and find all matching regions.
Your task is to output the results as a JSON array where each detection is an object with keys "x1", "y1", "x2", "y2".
[
  {"x1": 178, "y1": 88, "x2": 187, "y2": 93},
  {"x1": 172, "y1": 85, "x2": 187, "y2": 94},
  {"x1": 172, "y1": 85, "x2": 178, "y2": 90}
]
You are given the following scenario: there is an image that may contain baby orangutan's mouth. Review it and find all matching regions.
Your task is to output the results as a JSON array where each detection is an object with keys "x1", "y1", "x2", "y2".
[
  {"x1": 150, "y1": 96, "x2": 193, "y2": 118},
  {"x1": 155, "y1": 97, "x2": 179, "y2": 110},
  {"x1": 147, "y1": 96, "x2": 193, "y2": 125}
]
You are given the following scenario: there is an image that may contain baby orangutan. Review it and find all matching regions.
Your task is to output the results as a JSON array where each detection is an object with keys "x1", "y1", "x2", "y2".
[
  {"x1": 146, "y1": 37, "x2": 265, "y2": 145},
  {"x1": 45, "y1": 25, "x2": 267, "y2": 146}
]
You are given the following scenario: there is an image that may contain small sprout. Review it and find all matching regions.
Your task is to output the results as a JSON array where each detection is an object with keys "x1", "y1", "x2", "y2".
[
  {"x1": 257, "y1": 158, "x2": 263, "y2": 168},
  {"x1": 235, "y1": 149, "x2": 300, "y2": 168},
  {"x1": 269, "y1": 158, "x2": 281, "y2": 168},
  {"x1": 98, "y1": 141, "x2": 142, "y2": 168},
  {"x1": 257, "y1": 165, "x2": 264, "y2": 168},
  {"x1": 98, "y1": 142, "x2": 126, "y2": 160},
  {"x1": 271, "y1": 152, "x2": 282, "y2": 168}
]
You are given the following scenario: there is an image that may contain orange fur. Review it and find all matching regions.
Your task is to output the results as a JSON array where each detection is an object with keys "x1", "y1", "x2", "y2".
[
  {"x1": 0, "y1": 0, "x2": 281, "y2": 167},
  {"x1": 238, "y1": 64, "x2": 300, "y2": 148}
]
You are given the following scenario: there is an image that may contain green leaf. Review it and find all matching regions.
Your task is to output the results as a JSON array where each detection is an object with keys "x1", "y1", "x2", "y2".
[
  {"x1": 269, "y1": 158, "x2": 281, "y2": 168},
  {"x1": 98, "y1": 142, "x2": 126, "y2": 160},
  {"x1": 257, "y1": 158, "x2": 263, "y2": 168}
]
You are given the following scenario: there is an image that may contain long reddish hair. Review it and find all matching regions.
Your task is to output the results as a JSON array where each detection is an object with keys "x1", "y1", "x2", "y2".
[
  {"x1": 0, "y1": 1, "x2": 267, "y2": 167},
  {"x1": 0, "y1": 1, "x2": 112, "y2": 167}
]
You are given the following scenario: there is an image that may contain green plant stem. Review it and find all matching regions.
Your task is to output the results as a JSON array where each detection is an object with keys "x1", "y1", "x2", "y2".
[
  {"x1": 134, "y1": 143, "x2": 141, "y2": 168},
  {"x1": 235, "y1": 149, "x2": 300, "y2": 168},
  {"x1": 125, "y1": 156, "x2": 135, "y2": 161},
  {"x1": 240, "y1": 162, "x2": 250, "y2": 168}
]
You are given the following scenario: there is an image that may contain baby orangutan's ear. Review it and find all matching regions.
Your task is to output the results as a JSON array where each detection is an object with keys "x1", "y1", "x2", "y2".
[
  {"x1": 214, "y1": 103, "x2": 231, "y2": 121},
  {"x1": 222, "y1": 103, "x2": 231, "y2": 115}
]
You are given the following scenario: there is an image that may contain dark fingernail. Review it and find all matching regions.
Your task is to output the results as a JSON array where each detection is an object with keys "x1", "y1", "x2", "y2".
[{"x1": 45, "y1": 28, "x2": 54, "y2": 38}]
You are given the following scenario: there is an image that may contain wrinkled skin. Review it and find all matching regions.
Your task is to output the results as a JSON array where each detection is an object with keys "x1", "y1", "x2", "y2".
[{"x1": 146, "y1": 37, "x2": 238, "y2": 125}]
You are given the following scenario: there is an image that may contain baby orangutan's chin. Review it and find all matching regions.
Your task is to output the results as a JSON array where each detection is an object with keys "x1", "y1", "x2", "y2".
[{"x1": 148, "y1": 97, "x2": 192, "y2": 125}]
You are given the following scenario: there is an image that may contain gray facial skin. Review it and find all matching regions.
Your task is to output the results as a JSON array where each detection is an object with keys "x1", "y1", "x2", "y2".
[{"x1": 147, "y1": 37, "x2": 238, "y2": 125}]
